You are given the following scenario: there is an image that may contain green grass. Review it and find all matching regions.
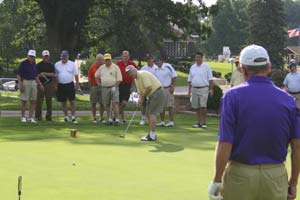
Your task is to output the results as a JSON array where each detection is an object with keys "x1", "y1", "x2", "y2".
[
  {"x1": 0, "y1": 114, "x2": 296, "y2": 200},
  {"x1": 207, "y1": 61, "x2": 233, "y2": 78},
  {"x1": 0, "y1": 114, "x2": 219, "y2": 200}
]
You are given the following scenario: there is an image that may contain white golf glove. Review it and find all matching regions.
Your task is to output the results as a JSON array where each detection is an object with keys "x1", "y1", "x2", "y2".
[
  {"x1": 111, "y1": 86, "x2": 116, "y2": 93},
  {"x1": 208, "y1": 181, "x2": 223, "y2": 200}
]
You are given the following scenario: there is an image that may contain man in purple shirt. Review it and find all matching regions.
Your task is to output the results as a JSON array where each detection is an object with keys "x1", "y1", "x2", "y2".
[
  {"x1": 208, "y1": 45, "x2": 300, "y2": 200},
  {"x1": 17, "y1": 50, "x2": 43, "y2": 123}
]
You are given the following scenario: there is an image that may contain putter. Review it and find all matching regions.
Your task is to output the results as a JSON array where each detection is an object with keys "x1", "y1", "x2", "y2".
[
  {"x1": 18, "y1": 176, "x2": 22, "y2": 200},
  {"x1": 120, "y1": 109, "x2": 137, "y2": 138}
]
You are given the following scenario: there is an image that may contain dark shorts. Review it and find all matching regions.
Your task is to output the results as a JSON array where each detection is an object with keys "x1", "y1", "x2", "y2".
[
  {"x1": 119, "y1": 83, "x2": 131, "y2": 102},
  {"x1": 57, "y1": 82, "x2": 75, "y2": 102}
]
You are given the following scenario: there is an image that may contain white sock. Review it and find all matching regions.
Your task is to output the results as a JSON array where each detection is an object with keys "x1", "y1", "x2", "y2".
[
  {"x1": 141, "y1": 115, "x2": 145, "y2": 120},
  {"x1": 115, "y1": 118, "x2": 119, "y2": 122},
  {"x1": 150, "y1": 132, "x2": 156, "y2": 139},
  {"x1": 72, "y1": 116, "x2": 76, "y2": 120},
  {"x1": 108, "y1": 118, "x2": 113, "y2": 122}
]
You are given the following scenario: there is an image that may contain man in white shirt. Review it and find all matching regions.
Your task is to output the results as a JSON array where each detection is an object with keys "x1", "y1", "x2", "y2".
[
  {"x1": 139, "y1": 54, "x2": 159, "y2": 125},
  {"x1": 283, "y1": 61, "x2": 300, "y2": 110},
  {"x1": 154, "y1": 56, "x2": 177, "y2": 127},
  {"x1": 188, "y1": 52, "x2": 213, "y2": 128},
  {"x1": 230, "y1": 56, "x2": 244, "y2": 87},
  {"x1": 55, "y1": 50, "x2": 80, "y2": 123}
]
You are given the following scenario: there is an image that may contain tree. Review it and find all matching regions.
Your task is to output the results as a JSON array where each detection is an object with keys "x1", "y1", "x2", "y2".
[
  {"x1": 35, "y1": 0, "x2": 96, "y2": 59},
  {"x1": 203, "y1": 0, "x2": 249, "y2": 57},
  {"x1": 248, "y1": 0, "x2": 286, "y2": 68}
]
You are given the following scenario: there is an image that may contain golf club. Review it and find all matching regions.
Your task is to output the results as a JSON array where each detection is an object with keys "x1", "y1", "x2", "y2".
[
  {"x1": 120, "y1": 108, "x2": 137, "y2": 138},
  {"x1": 18, "y1": 176, "x2": 22, "y2": 200},
  {"x1": 107, "y1": 87, "x2": 115, "y2": 124}
]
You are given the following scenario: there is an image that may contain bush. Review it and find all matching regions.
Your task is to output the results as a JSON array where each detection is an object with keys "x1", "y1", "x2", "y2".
[
  {"x1": 207, "y1": 84, "x2": 223, "y2": 113},
  {"x1": 224, "y1": 72, "x2": 232, "y2": 83},
  {"x1": 268, "y1": 68, "x2": 289, "y2": 88},
  {"x1": 80, "y1": 57, "x2": 95, "y2": 76}
]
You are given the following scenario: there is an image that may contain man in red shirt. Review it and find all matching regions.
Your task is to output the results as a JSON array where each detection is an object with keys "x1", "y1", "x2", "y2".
[
  {"x1": 116, "y1": 51, "x2": 137, "y2": 124},
  {"x1": 88, "y1": 54, "x2": 105, "y2": 123}
]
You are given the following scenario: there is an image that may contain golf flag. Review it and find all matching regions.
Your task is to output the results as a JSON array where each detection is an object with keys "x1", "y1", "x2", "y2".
[{"x1": 288, "y1": 27, "x2": 300, "y2": 38}]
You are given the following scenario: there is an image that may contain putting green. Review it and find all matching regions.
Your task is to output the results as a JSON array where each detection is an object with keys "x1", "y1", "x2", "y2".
[{"x1": 0, "y1": 115, "x2": 225, "y2": 199}]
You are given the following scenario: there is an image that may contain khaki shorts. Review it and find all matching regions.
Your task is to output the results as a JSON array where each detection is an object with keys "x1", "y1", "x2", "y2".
[
  {"x1": 146, "y1": 88, "x2": 166, "y2": 115},
  {"x1": 101, "y1": 86, "x2": 119, "y2": 105},
  {"x1": 163, "y1": 88, "x2": 175, "y2": 108},
  {"x1": 90, "y1": 86, "x2": 102, "y2": 104},
  {"x1": 191, "y1": 87, "x2": 209, "y2": 109},
  {"x1": 291, "y1": 93, "x2": 300, "y2": 109},
  {"x1": 222, "y1": 161, "x2": 288, "y2": 200},
  {"x1": 20, "y1": 80, "x2": 37, "y2": 101}
]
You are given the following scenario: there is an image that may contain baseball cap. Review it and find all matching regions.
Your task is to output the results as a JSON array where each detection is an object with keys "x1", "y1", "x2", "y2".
[
  {"x1": 27, "y1": 50, "x2": 36, "y2": 57},
  {"x1": 104, "y1": 53, "x2": 112, "y2": 60},
  {"x1": 239, "y1": 44, "x2": 270, "y2": 66},
  {"x1": 125, "y1": 65, "x2": 136, "y2": 73},
  {"x1": 42, "y1": 50, "x2": 50, "y2": 56},
  {"x1": 154, "y1": 55, "x2": 163, "y2": 61},
  {"x1": 288, "y1": 62, "x2": 297, "y2": 68},
  {"x1": 61, "y1": 50, "x2": 69, "y2": 56}
]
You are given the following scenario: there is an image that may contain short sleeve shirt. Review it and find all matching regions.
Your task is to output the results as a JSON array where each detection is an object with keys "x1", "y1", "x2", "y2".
[
  {"x1": 17, "y1": 59, "x2": 37, "y2": 80},
  {"x1": 219, "y1": 76, "x2": 300, "y2": 164},
  {"x1": 116, "y1": 60, "x2": 137, "y2": 84},
  {"x1": 55, "y1": 60, "x2": 78, "y2": 84},
  {"x1": 37, "y1": 61, "x2": 55, "y2": 83},
  {"x1": 94, "y1": 63, "x2": 122, "y2": 87},
  {"x1": 88, "y1": 64, "x2": 100, "y2": 86},
  {"x1": 154, "y1": 63, "x2": 177, "y2": 87},
  {"x1": 135, "y1": 71, "x2": 161, "y2": 97},
  {"x1": 283, "y1": 72, "x2": 300, "y2": 93},
  {"x1": 140, "y1": 64, "x2": 158, "y2": 75},
  {"x1": 230, "y1": 69, "x2": 244, "y2": 86},
  {"x1": 188, "y1": 63, "x2": 213, "y2": 87}
]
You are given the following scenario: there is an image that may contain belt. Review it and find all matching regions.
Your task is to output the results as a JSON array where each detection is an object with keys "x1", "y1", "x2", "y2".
[
  {"x1": 164, "y1": 85, "x2": 171, "y2": 89},
  {"x1": 23, "y1": 79, "x2": 35, "y2": 80},
  {"x1": 59, "y1": 81, "x2": 73, "y2": 85},
  {"x1": 102, "y1": 85, "x2": 114, "y2": 88},
  {"x1": 193, "y1": 86, "x2": 208, "y2": 89},
  {"x1": 149, "y1": 87, "x2": 162, "y2": 98},
  {"x1": 289, "y1": 91, "x2": 300, "y2": 94},
  {"x1": 229, "y1": 161, "x2": 284, "y2": 169}
]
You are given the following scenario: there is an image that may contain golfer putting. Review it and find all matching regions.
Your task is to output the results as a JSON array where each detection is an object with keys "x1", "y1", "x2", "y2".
[
  {"x1": 208, "y1": 44, "x2": 300, "y2": 200},
  {"x1": 125, "y1": 65, "x2": 166, "y2": 141}
]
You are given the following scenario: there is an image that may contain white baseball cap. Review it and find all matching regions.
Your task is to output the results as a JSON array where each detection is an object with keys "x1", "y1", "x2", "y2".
[
  {"x1": 42, "y1": 50, "x2": 50, "y2": 56},
  {"x1": 239, "y1": 44, "x2": 270, "y2": 66},
  {"x1": 27, "y1": 49, "x2": 36, "y2": 57}
]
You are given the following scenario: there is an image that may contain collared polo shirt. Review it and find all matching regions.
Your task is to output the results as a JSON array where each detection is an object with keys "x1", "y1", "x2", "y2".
[
  {"x1": 88, "y1": 64, "x2": 100, "y2": 86},
  {"x1": 140, "y1": 64, "x2": 158, "y2": 75},
  {"x1": 135, "y1": 71, "x2": 161, "y2": 97},
  {"x1": 17, "y1": 59, "x2": 37, "y2": 80},
  {"x1": 283, "y1": 72, "x2": 300, "y2": 93},
  {"x1": 37, "y1": 61, "x2": 55, "y2": 84},
  {"x1": 219, "y1": 76, "x2": 300, "y2": 165},
  {"x1": 55, "y1": 60, "x2": 78, "y2": 84},
  {"x1": 154, "y1": 63, "x2": 177, "y2": 87},
  {"x1": 94, "y1": 63, "x2": 122, "y2": 87},
  {"x1": 116, "y1": 60, "x2": 136, "y2": 84},
  {"x1": 188, "y1": 62, "x2": 213, "y2": 87}
]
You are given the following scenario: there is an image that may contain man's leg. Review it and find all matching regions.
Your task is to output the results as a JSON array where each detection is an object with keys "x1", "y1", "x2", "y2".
[
  {"x1": 100, "y1": 104, "x2": 105, "y2": 120},
  {"x1": 35, "y1": 86, "x2": 44, "y2": 120},
  {"x1": 113, "y1": 102, "x2": 120, "y2": 124},
  {"x1": 119, "y1": 100, "x2": 127, "y2": 121},
  {"x1": 149, "y1": 114, "x2": 157, "y2": 133},
  {"x1": 196, "y1": 108, "x2": 201, "y2": 125},
  {"x1": 61, "y1": 101, "x2": 68, "y2": 117},
  {"x1": 200, "y1": 107, "x2": 207, "y2": 125},
  {"x1": 28, "y1": 100, "x2": 36, "y2": 119},
  {"x1": 91, "y1": 103, "x2": 97, "y2": 120},
  {"x1": 169, "y1": 107, "x2": 175, "y2": 122},
  {"x1": 45, "y1": 85, "x2": 53, "y2": 121},
  {"x1": 70, "y1": 100, "x2": 76, "y2": 116},
  {"x1": 21, "y1": 100, "x2": 27, "y2": 118}
]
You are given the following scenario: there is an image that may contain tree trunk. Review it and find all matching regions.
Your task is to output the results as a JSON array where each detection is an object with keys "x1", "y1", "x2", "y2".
[{"x1": 36, "y1": 0, "x2": 94, "y2": 61}]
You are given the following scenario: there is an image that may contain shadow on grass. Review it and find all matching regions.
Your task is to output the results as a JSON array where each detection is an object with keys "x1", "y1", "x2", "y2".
[{"x1": 0, "y1": 115, "x2": 219, "y2": 151}]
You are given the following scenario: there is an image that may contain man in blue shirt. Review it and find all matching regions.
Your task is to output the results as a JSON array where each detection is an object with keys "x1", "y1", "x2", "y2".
[
  {"x1": 17, "y1": 50, "x2": 43, "y2": 123},
  {"x1": 208, "y1": 45, "x2": 300, "y2": 200}
]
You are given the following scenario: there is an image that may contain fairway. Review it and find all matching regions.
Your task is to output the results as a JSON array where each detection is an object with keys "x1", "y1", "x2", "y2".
[{"x1": 0, "y1": 115, "x2": 219, "y2": 200}]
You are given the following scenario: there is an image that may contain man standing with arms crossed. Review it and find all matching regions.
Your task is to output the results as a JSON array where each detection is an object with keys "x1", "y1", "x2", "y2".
[
  {"x1": 154, "y1": 56, "x2": 177, "y2": 127},
  {"x1": 95, "y1": 53, "x2": 122, "y2": 125},
  {"x1": 208, "y1": 44, "x2": 300, "y2": 200},
  {"x1": 88, "y1": 54, "x2": 105, "y2": 123},
  {"x1": 125, "y1": 65, "x2": 166, "y2": 141},
  {"x1": 17, "y1": 50, "x2": 43, "y2": 123},
  {"x1": 188, "y1": 52, "x2": 213, "y2": 128},
  {"x1": 139, "y1": 54, "x2": 158, "y2": 125},
  {"x1": 116, "y1": 51, "x2": 137, "y2": 124},
  {"x1": 55, "y1": 50, "x2": 80, "y2": 123},
  {"x1": 35, "y1": 50, "x2": 56, "y2": 121}
]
